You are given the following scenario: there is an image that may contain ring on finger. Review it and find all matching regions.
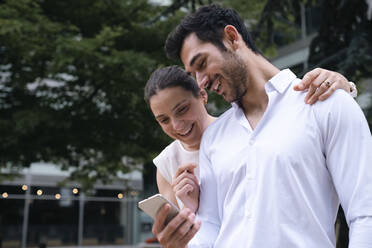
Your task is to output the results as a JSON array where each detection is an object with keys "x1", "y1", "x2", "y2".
[{"x1": 324, "y1": 81, "x2": 332, "y2": 88}]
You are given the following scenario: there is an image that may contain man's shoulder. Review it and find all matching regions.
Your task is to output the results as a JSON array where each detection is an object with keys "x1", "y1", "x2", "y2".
[
  {"x1": 204, "y1": 107, "x2": 235, "y2": 135},
  {"x1": 312, "y1": 89, "x2": 356, "y2": 115},
  {"x1": 310, "y1": 89, "x2": 367, "y2": 132}
]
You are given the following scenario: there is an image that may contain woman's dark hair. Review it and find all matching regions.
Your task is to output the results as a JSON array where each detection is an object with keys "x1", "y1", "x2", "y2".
[
  {"x1": 165, "y1": 4, "x2": 259, "y2": 61},
  {"x1": 144, "y1": 65, "x2": 200, "y2": 105}
]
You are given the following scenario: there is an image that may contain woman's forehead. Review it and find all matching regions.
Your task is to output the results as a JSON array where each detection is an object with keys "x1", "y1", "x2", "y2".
[{"x1": 150, "y1": 87, "x2": 194, "y2": 110}]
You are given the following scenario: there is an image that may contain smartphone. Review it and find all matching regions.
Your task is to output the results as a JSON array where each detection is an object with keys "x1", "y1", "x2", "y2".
[{"x1": 138, "y1": 194, "x2": 180, "y2": 224}]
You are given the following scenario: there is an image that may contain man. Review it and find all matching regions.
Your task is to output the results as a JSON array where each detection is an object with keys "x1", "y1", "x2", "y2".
[{"x1": 153, "y1": 5, "x2": 371, "y2": 247}]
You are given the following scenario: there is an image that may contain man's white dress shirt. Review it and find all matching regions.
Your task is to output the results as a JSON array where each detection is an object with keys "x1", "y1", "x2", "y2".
[{"x1": 198, "y1": 69, "x2": 372, "y2": 247}]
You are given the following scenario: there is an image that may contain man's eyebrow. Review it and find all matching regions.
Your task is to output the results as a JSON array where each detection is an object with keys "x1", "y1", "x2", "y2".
[{"x1": 189, "y1": 53, "x2": 202, "y2": 68}]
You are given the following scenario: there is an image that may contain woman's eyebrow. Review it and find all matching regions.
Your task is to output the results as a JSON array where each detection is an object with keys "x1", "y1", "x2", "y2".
[{"x1": 172, "y1": 100, "x2": 188, "y2": 112}]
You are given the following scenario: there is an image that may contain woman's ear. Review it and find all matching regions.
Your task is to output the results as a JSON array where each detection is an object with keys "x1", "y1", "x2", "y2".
[{"x1": 200, "y1": 89, "x2": 208, "y2": 105}]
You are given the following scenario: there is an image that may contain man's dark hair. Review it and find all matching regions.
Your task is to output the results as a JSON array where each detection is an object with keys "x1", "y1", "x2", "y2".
[
  {"x1": 144, "y1": 65, "x2": 200, "y2": 105},
  {"x1": 165, "y1": 4, "x2": 259, "y2": 61}
]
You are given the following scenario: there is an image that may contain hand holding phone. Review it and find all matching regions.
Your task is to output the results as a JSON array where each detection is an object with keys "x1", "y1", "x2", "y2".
[{"x1": 138, "y1": 194, "x2": 180, "y2": 225}]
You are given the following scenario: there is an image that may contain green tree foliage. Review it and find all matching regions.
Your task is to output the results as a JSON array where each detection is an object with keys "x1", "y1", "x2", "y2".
[
  {"x1": 0, "y1": 0, "x2": 183, "y2": 188},
  {"x1": 308, "y1": 0, "x2": 372, "y2": 127},
  {"x1": 308, "y1": 1, "x2": 372, "y2": 76},
  {"x1": 1, "y1": 0, "x2": 370, "y2": 189}
]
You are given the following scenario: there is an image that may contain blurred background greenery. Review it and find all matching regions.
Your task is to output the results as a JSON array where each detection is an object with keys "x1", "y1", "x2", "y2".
[{"x1": 0, "y1": 0, "x2": 371, "y2": 247}]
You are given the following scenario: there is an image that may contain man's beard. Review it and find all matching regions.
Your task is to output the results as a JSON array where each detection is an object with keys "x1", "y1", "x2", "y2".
[{"x1": 221, "y1": 50, "x2": 249, "y2": 103}]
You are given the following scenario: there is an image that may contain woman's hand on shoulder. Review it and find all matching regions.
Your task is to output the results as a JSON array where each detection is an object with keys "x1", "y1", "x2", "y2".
[
  {"x1": 294, "y1": 68, "x2": 353, "y2": 105},
  {"x1": 172, "y1": 163, "x2": 200, "y2": 213}
]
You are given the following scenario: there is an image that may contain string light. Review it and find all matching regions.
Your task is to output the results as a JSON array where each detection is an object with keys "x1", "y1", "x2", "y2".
[
  {"x1": 117, "y1": 193, "x2": 123, "y2": 199},
  {"x1": 22, "y1": 185, "x2": 28, "y2": 191},
  {"x1": 55, "y1": 193, "x2": 61, "y2": 199},
  {"x1": 36, "y1": 189, "x2": 43, "y2": 196},
  {"x1": 2, "y1": 192, "x2": 8, "y2": 198},
  {"x1": 72, "y1": 188, "x2": 79, "y2": 194}
]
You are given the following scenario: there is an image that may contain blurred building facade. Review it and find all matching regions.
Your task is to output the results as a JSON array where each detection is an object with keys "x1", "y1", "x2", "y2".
[{"x1": 0, "y1": 163, "x2": 154, "y2": 247}]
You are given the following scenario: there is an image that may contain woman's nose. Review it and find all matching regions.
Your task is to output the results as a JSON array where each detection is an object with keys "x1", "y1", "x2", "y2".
[{"x1": 172, "y1": 118, "x2": 185, "y2": 131}]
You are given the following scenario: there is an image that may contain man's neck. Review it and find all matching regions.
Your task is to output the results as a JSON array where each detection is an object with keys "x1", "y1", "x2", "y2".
[{"x1": 239, "y1": 55, "x2": 280, "y2": 129}]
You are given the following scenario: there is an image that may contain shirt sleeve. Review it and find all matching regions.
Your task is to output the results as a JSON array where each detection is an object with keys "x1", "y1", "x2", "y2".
[
  {"x1": 314, "y1": 90, "x2": 372, "y2": 247},
  {"x1": 188, "y1": 133, "x2": 221, "y2": 247}
]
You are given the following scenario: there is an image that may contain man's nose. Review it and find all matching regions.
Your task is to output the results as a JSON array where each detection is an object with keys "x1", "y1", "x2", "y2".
[{"x1": 196, "y1": 72, "x2": 208, "y2": 89}]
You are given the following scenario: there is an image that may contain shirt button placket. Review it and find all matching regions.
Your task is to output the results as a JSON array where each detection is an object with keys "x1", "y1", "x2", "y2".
[{"x1": 245, "y1": 142, "x2": 255, "y2": 218}]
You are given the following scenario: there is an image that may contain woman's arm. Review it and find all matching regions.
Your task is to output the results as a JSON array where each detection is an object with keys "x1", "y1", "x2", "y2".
[{"x1": 156, "y1": 169, "x2": 179, "y2": 208}]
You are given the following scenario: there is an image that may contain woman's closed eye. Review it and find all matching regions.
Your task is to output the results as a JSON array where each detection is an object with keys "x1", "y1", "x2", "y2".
[
  {"x1": 177, "y1": 106, "x2": 189, "y2": 115},
  {"x1": 159, "y1": 117, "x2": 169, "y2": 124}
]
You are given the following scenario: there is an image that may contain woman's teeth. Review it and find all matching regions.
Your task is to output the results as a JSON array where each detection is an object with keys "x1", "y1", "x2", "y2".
[{"x1": 179, "y1": 124, "x2": 193, "y2": 136}]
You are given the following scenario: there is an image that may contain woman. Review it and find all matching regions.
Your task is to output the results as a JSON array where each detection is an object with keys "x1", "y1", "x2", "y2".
[
  {"x1": 144, "y1": 65, "x2": 354, "y2": 246},
  {"x1": 144, "y1": 66, "x2": 213, "y2": 213}
]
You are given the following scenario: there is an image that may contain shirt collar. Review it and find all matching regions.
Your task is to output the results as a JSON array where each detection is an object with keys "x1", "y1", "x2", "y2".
[
  {"x1": 265, "y1": 69, "x2": 297, "y2": 94},
  {"x1": 231, "y1": 69, "x2": 297, "y2": 109}
]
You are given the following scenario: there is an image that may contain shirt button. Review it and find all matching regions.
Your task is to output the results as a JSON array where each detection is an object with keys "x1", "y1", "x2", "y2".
[{"x1": 249, "y1": 139, "x2": 255, "y2": 145}]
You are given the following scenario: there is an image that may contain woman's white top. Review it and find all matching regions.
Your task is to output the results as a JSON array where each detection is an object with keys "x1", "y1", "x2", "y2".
[{"x1": 153, "y1": 140, "x2": 199, "y2": 209}]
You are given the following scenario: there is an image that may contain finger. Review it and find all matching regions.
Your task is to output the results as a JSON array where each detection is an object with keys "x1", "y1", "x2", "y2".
[
  {"x1": 161, "y1": 208, "x2": 192, "y2": 241},
  {"x1": 307, "y1": 80, "x2": 329, "y2": 104},
  {"x1": 188, "y1": 173, "x2": 199, "y2": 184},
  {"x1": 318, "y1": 83, "x2": 338, "y2": 101},
  {"x1": 176, "y1": 184, "x2": 195, "y2": 199},
  {"x1": 174, "y1": 179, "x2": 197, "y2": 195},
  {"x1": 308, "y1": 79, "x2": 334, "y2": 105},
  {"x1": 152, "y1": 204, "x2": 171, "y2": 235},
  {"x1": 329, "y1": 72, "x2": 349, "y2": 92},
  {"x1": 174, "y1": 164, "x2": 197, "y2": 178},
  {"x1": 172, "y1": 171, "x2": 199, "y2": 188},
  {"x1": 294, "y1": 68, "x2": 322, "y2": 91},
  {"x1": 171, "y1": 213, "x2": 196, "y2": 242},
  {"x1": 332, "y1": 78, "x2": 350, "y2": 92},
  {"x1": 308, "y1": 72, "x2": 340, "y2": 104},
  {"x1": 174, "y1": 177, "x2": 196, "y2": 191},
  {"x1": 179, "y1": 219, "x2": 202, "y2": 246},
  {"x1": 304, "y1": 72, "x2": 328, "y2": 103}
]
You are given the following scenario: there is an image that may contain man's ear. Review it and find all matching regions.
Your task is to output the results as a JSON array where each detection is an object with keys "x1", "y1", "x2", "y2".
[
  {"x1": 223, "y1": 25, "x2": 240, "y2": 50},
  {"x1": 200, "y1": 89, "x2": 208, "y2": 105}
]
